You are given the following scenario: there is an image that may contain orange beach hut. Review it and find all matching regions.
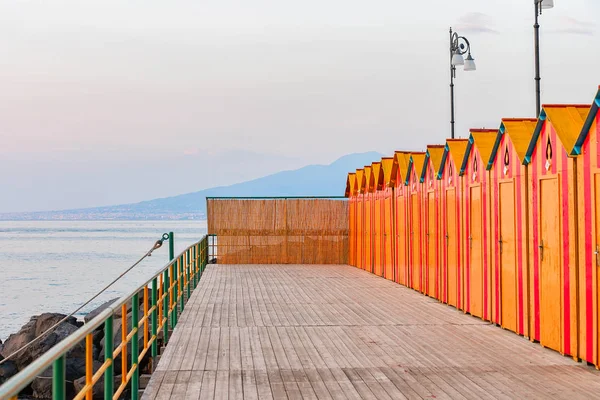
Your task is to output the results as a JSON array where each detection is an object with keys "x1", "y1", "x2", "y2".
[
  {"x1": 487, "y1": 119, "x2": 536, "y2": 336},
  {"x1": 422, "y1": 145, "x2": 445, "y2": 299},
  {"x1": 460, "y1": 129, "x2": 496, "y2": 320},
  {"x1": 407, "y1": 152, "x2": 426, "y2": 292},
  {"x1": 381, "y1": 157, "x2": 396, "y2": 281},
  {"x1": 394, "y1": 152, "x2": 412, "y2": 286},
  {"x1": 355, "y1": 168, "x2": 365, "y2": 270},
  {"x1": 438, "y1": 139, "x2": 468, "y2": 309},
  {"x1": 572, "y1": 88, "x2": 600, "y2": 365},
  {"x1": 363, "y1": 165, "x2": 374, "y2": 273},
  {"x1": 345, "y1": 172, "x2": 357, "y2": 267},
  {"x1": 524, "y1": 104, "x2": 589, "y2": 357},
  {"x1": 371, "y1": 162, "x2": 384, "y2": 277}
]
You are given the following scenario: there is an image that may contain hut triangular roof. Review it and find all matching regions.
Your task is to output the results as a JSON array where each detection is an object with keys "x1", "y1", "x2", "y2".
[
  {"x1": 345, "y1": 172, "x2": 356, "y2": 197},
  {"x1": 364, "y1": 165, "x2": 373, "y2": 193},
  {"x1": 423, "y1": 145, "x2": 445, "y2": 181},
  {"x1": 460, "y1": 129, "x2": 498, "y2": 175},
  {"x1": 573, "y1": 86, "x2": 600, "y2": 155},
  {"x1": 526, "y1": 104, "x2": 590, "y2": 163},
  {"x1": 408, "y1": 152, "x2": 426, "y2": 184},
  {"x1": 394, "y1": 151, "x2": 412, "y2": 186},
  {"x1": 439, "y1": 139, "x2": 469, "y2": 178},
  {"x1": 371, "y1": 162, "x2": 383, "y2": 192},
  {"x1": 381, "y1": 157, "x2": 396, "y2": 188},
  {"x1": 355, "y1": 169, "x2": 365, "y2": 194},
  {"x1": 487, "y1": 119, "x2": 537, "y2": 169}
]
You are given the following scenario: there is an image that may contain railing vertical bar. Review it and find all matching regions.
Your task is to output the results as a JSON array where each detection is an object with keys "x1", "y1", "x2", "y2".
[
  {"x1": 182, "y1": 252, "x2": 186, "y2": 303},
  {"x1": 86, "y1": 333, "x2": 93, "y2": 400},
  {"x1": 104, "y1": 316, "x2": 114, "y2": 400},
  {"x1": 191, "y1": 247, "x2": 194, "y2": 284},
  {"x1": 170, "y1": 263, "x2": 176, "y2": 328},
  {"x1": 121, "y1": 304, "x2": 127, "y2": 385},
  {"x1": 131, "y1": 293, "x2": 139, "y2": 400},
  {"x1": 194, "y1": 245, "x2": 200, "y2": 289},
  {"x1": 198, "y1": 243, "x2": 202, "y2": 277},
  {"x1": 151, "y1": 278, "x2": 158, "y2": 360},
  {"x1": 52, "y1": 355, "x2": 66, "y2": 400},
  {"x1": 168, "y1": 230, "x2": 175, "y2": 330},
  {"x1": 143, "y1": 287, "x2": 149, "y2": 351},
  {"x1": 163, "y1": 267, "x2": 169, "y2": 343},
  {"x1": 178, "y1": 256, "x2": 183, "y2": 313},
  {"x1": 187, "y1": 250, "x2": 191, "y2": 300},
  {"x1": 158, "y1": 275, "x2": 163, "y2": 329}
]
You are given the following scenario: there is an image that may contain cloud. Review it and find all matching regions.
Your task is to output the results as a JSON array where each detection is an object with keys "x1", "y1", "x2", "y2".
[
  {"x1": 455, "y1": 12, "x2": 498, "y2": 34},
  {"x1": 550, "y1": 16, "x2": 596, "y2": 36}
]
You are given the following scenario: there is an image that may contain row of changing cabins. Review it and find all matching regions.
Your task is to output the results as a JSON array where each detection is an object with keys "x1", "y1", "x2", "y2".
[{"x1": 345, "y1": 86, "x2": 600, "y2": 367}]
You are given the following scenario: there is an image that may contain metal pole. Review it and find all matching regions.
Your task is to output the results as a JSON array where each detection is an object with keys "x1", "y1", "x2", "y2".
[
  {"x1": 52, "y1": 356, "x2": 66, "y2": 400},
  {"x1": 179, "y1": 255, "x2": 184, "y2": 313},
  {"x1": 104, "y1": 317, "x2": 114, "y2": 400},
  {"x1": 450, "y1": 27, "x2": 456, "y2": 139},
  {"x1": 164, "y1": 232, "x2": 173, "y2": 342},
  {"x1": 163, "y1": 267, "x2": 169, "y2": 343},
  {"x1": 131, "y1": 293, "x2": 139, "y2": 400},
  {"x1": 151, "y1": 278, "x2": 158, "y2": 359},
  {"x1": 534, "y1": 0, "x2": 541, "y2": 117},
  {"x1": 168, "y1": 232, "x2": 174, "y2": 261}
]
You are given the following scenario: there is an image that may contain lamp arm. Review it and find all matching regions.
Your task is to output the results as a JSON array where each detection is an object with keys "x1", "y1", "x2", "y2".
[{"x1": 451, "y1": 33, "x2": 471, "y2": 56}]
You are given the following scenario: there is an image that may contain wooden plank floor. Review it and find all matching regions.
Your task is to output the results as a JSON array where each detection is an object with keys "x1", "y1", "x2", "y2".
[{"x1": 143, "y1": 265, "x2": 600, "y2": 399}]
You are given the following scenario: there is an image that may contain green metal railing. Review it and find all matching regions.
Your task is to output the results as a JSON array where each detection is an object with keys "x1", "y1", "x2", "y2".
[{"x1": 0, "y1": 233, "x2": 211, "y2": 400}]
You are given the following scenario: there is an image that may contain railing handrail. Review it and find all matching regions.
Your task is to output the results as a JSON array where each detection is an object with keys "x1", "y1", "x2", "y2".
[{"x1": 0, "y1": 235, "x2": 206, "y2": 399}]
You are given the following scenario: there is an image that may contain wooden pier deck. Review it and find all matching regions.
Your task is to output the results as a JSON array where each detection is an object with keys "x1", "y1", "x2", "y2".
[{"x1": 143, "y1": 264, "x2": 600, "y2": 399}]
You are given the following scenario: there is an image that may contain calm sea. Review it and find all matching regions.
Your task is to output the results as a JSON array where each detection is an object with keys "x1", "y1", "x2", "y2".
[{"x1": 0, "y1": 221, "x2": 207, "y2": 341}]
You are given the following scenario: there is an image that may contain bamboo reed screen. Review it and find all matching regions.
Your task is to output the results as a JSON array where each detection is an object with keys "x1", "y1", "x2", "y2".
[{"x1": 207, "y1": 198, "x2": 348, "y2": 264}]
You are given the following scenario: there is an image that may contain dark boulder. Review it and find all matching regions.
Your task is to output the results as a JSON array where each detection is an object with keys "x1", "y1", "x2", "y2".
[
  {"x1": 30, "y1": 356, "x2": 90, "y2": 400},
  {"x1": 73, "y1": 365, "x2": 120, "y2": 400},
  {"x1": 0, "y1": 313, "x2": 85, "y2": 373},
  {"x1": 84, "y1": 298, "x2": 119, "y2": 324},
  {"x1": 31, "y1": 368, "x2": 53, "y2": 399},
  {"x1": 0, "y1": 354, "x2": 18, "y2": 385}
]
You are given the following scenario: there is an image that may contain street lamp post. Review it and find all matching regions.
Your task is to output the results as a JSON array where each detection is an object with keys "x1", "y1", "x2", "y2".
[
  {"x1": 449, "y1": 27, "x2": 476, "y2": 139},
  {"x1": 534, "y1": 0, "x2": 555, "y2": 117}
]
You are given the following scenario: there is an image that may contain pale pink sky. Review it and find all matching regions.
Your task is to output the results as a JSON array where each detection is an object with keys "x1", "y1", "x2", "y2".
[{"x1": 1, "y1": 0, "x2": 598, "y2": 212}]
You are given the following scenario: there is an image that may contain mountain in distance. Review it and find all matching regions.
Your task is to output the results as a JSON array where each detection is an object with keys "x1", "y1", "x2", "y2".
[{"x1": 1, "y1": 151, "x2": 383, "y2": 220}]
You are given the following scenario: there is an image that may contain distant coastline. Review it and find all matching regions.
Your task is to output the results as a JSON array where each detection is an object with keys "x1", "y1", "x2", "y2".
[{"x1": 0, "y1": 212, "x2": 205, "y2": 221}]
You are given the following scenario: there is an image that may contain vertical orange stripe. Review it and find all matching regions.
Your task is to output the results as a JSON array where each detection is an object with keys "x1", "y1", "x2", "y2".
[
  {"x1": 583, "y1": 127, "x2": 593, "y2": 362},
  {"x1": 561, "y1": 144, "x2": 571, "y2": 354},
  {"x1": 86, "y1": 333, "x2": 93, "y2": 400},
  {"x1": 493, "y1": 144, "x2": 500, "y2": 324}
]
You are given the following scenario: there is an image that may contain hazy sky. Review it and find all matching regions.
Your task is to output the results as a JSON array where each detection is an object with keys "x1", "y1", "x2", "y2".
[{"x1": 1, "y1": 0, "x2": 598, "y2": 212}]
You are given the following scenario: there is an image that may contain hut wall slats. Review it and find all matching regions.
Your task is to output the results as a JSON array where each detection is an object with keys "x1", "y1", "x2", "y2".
[{"x1": 207, "y1": 198, "x2": 348, "y2": 264}]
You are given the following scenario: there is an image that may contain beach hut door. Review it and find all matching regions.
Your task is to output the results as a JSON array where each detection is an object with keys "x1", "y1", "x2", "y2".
[
  {"x1": 446, "y1": 189, "x2": 457, "y2": 307},
  {"x1": 428, "y1": 192, "x2": 437, "y2": 297},
  {"x1": 539, "y1": 178, "x2": 561, "y2": 351},
  {"x1": 411, "y1": 194, "x2": 421, "y2": 291},
  {"x1": 499, "y1": 182, "x2": 517, "y2": 332},
  {"x1": 470, "y1": 186, "x2": 484, "y2": 318}
]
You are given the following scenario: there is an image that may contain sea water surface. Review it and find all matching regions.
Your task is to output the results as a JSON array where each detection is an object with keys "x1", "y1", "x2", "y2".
[{"x1": 0, "y1": 220, "x2": 207, "y2": 341}]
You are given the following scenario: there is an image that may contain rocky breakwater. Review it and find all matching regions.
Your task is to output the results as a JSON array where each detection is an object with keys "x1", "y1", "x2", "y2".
[{"x1": 0, "y1": 291, "x2": 157, "y2": 399}]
